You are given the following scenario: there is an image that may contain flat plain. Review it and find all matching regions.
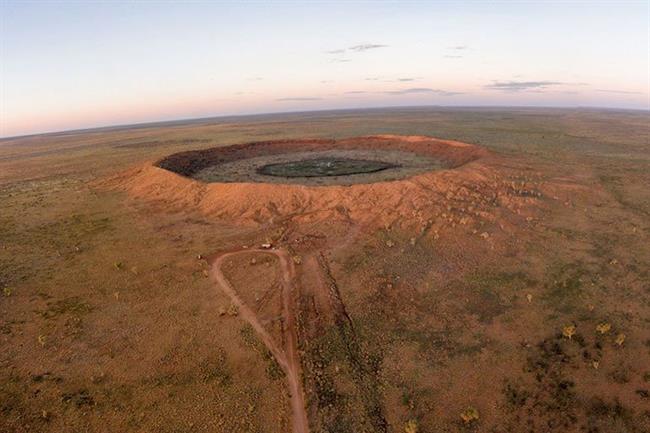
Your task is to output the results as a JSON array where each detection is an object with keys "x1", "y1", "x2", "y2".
[{"x1": 1, "y1": 107, "x2": 649, "y2": 433}]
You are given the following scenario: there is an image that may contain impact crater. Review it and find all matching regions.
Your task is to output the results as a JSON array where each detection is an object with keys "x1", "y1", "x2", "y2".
[{"x1": 107, "y1": 135, "x2": 498, "y2": 226}]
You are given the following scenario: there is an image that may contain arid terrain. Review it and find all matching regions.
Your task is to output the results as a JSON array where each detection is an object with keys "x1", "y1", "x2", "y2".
[{"x1": 1, "y1": 107, "x2": 649, "y2": 433}]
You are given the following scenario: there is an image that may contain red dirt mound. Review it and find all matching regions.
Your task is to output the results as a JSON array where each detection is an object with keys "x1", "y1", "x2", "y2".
[{"x1": 100, "y1": 135, "x2": 541, "y2": 229}]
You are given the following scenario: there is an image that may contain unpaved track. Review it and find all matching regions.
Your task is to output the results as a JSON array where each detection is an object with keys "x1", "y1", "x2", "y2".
[{"x1": 210, "y1": 248, "x2": 309, "y2": 433}]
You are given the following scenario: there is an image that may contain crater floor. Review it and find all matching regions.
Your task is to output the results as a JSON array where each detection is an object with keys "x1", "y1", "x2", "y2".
[{"x1": 193, "y1": 149, "x2": 445, "y2": 185}]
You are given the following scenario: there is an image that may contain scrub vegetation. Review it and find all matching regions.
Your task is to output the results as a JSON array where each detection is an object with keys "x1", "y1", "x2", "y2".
[{"x1": 1, "y1": 107, "x2": 649, "y2": 432}]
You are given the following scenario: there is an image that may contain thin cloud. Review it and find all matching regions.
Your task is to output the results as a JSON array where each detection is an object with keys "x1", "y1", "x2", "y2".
[
  {"x1": 485, "y1": 80, "x2": 564, "y2": 92},
  {"x1": 596, "y1": 89, "x2": 641, "y2": 95},
  {"x1": 444, "y1": 55, "x2": 463, "y2": 59},
  {"x1": 385, "y1": 87, "x2": 462, "y2": 96},
  {"x1": 326, "y1": 43, "x2": 388, "y2": 56},
  {"x1": 449, "y1": 45, "x2": 468, "y2": 50},
  {"x1": 364, "y1": 77, "x2": 380, "y2": 81},
  {"x1": 344, "y1": 90, "x2": 368, "y2": 94},
  {"x1": 349, "y1": 43, "x2": 388, "y2": 52},
  {"x1": 382, "y1": 77, "x2": 421, "y2": 83},
  {"x1": 330, "y1": 58, "x2": 351, "y2": 63},
  {"x1": 276, "y1": 97, "x2": 323, "y2": 101}
]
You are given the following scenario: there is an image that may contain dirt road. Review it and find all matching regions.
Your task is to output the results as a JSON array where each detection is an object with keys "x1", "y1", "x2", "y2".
[{"x1": 210, "y1": 248, "x2": 309, "y2": 433}]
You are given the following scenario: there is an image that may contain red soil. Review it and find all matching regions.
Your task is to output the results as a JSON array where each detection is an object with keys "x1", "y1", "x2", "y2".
[{"x1": 210, "y1": 249, "x2": 309, "y2": 433}]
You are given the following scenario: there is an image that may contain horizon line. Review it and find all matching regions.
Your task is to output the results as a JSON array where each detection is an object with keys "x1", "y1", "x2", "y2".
[{"x1": 2, "y1": 103, "x2": 649, "y2": 141}]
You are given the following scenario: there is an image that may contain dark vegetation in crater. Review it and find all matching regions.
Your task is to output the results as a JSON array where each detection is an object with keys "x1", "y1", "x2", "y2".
[{"x1": 257, "y1": 158, "x2": 399, "y2": 178}]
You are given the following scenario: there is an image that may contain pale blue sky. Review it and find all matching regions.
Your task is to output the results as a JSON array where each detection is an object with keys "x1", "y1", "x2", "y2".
[{"x1": 1, "y1": 1, "x2": 648, "y2": 137}]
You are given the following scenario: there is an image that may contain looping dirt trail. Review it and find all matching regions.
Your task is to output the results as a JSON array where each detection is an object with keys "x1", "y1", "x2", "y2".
[{"x1": 210, "y1": 248, "x2": 309, "y2": 433}]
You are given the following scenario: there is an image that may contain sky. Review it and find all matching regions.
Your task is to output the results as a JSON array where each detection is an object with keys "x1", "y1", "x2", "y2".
[{"x1": 1, "y1": 1, "x2": 649, "y2": 137}]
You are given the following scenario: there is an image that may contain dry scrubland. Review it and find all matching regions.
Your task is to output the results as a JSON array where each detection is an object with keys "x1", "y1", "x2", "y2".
[{"x1": 1, "y1": 107, "x2": 650, "y2": 433}]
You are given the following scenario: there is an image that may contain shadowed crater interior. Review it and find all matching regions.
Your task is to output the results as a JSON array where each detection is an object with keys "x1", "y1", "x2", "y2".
[{"x1": 257, "y1": 157, "x2": 399, "y2": 178}]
